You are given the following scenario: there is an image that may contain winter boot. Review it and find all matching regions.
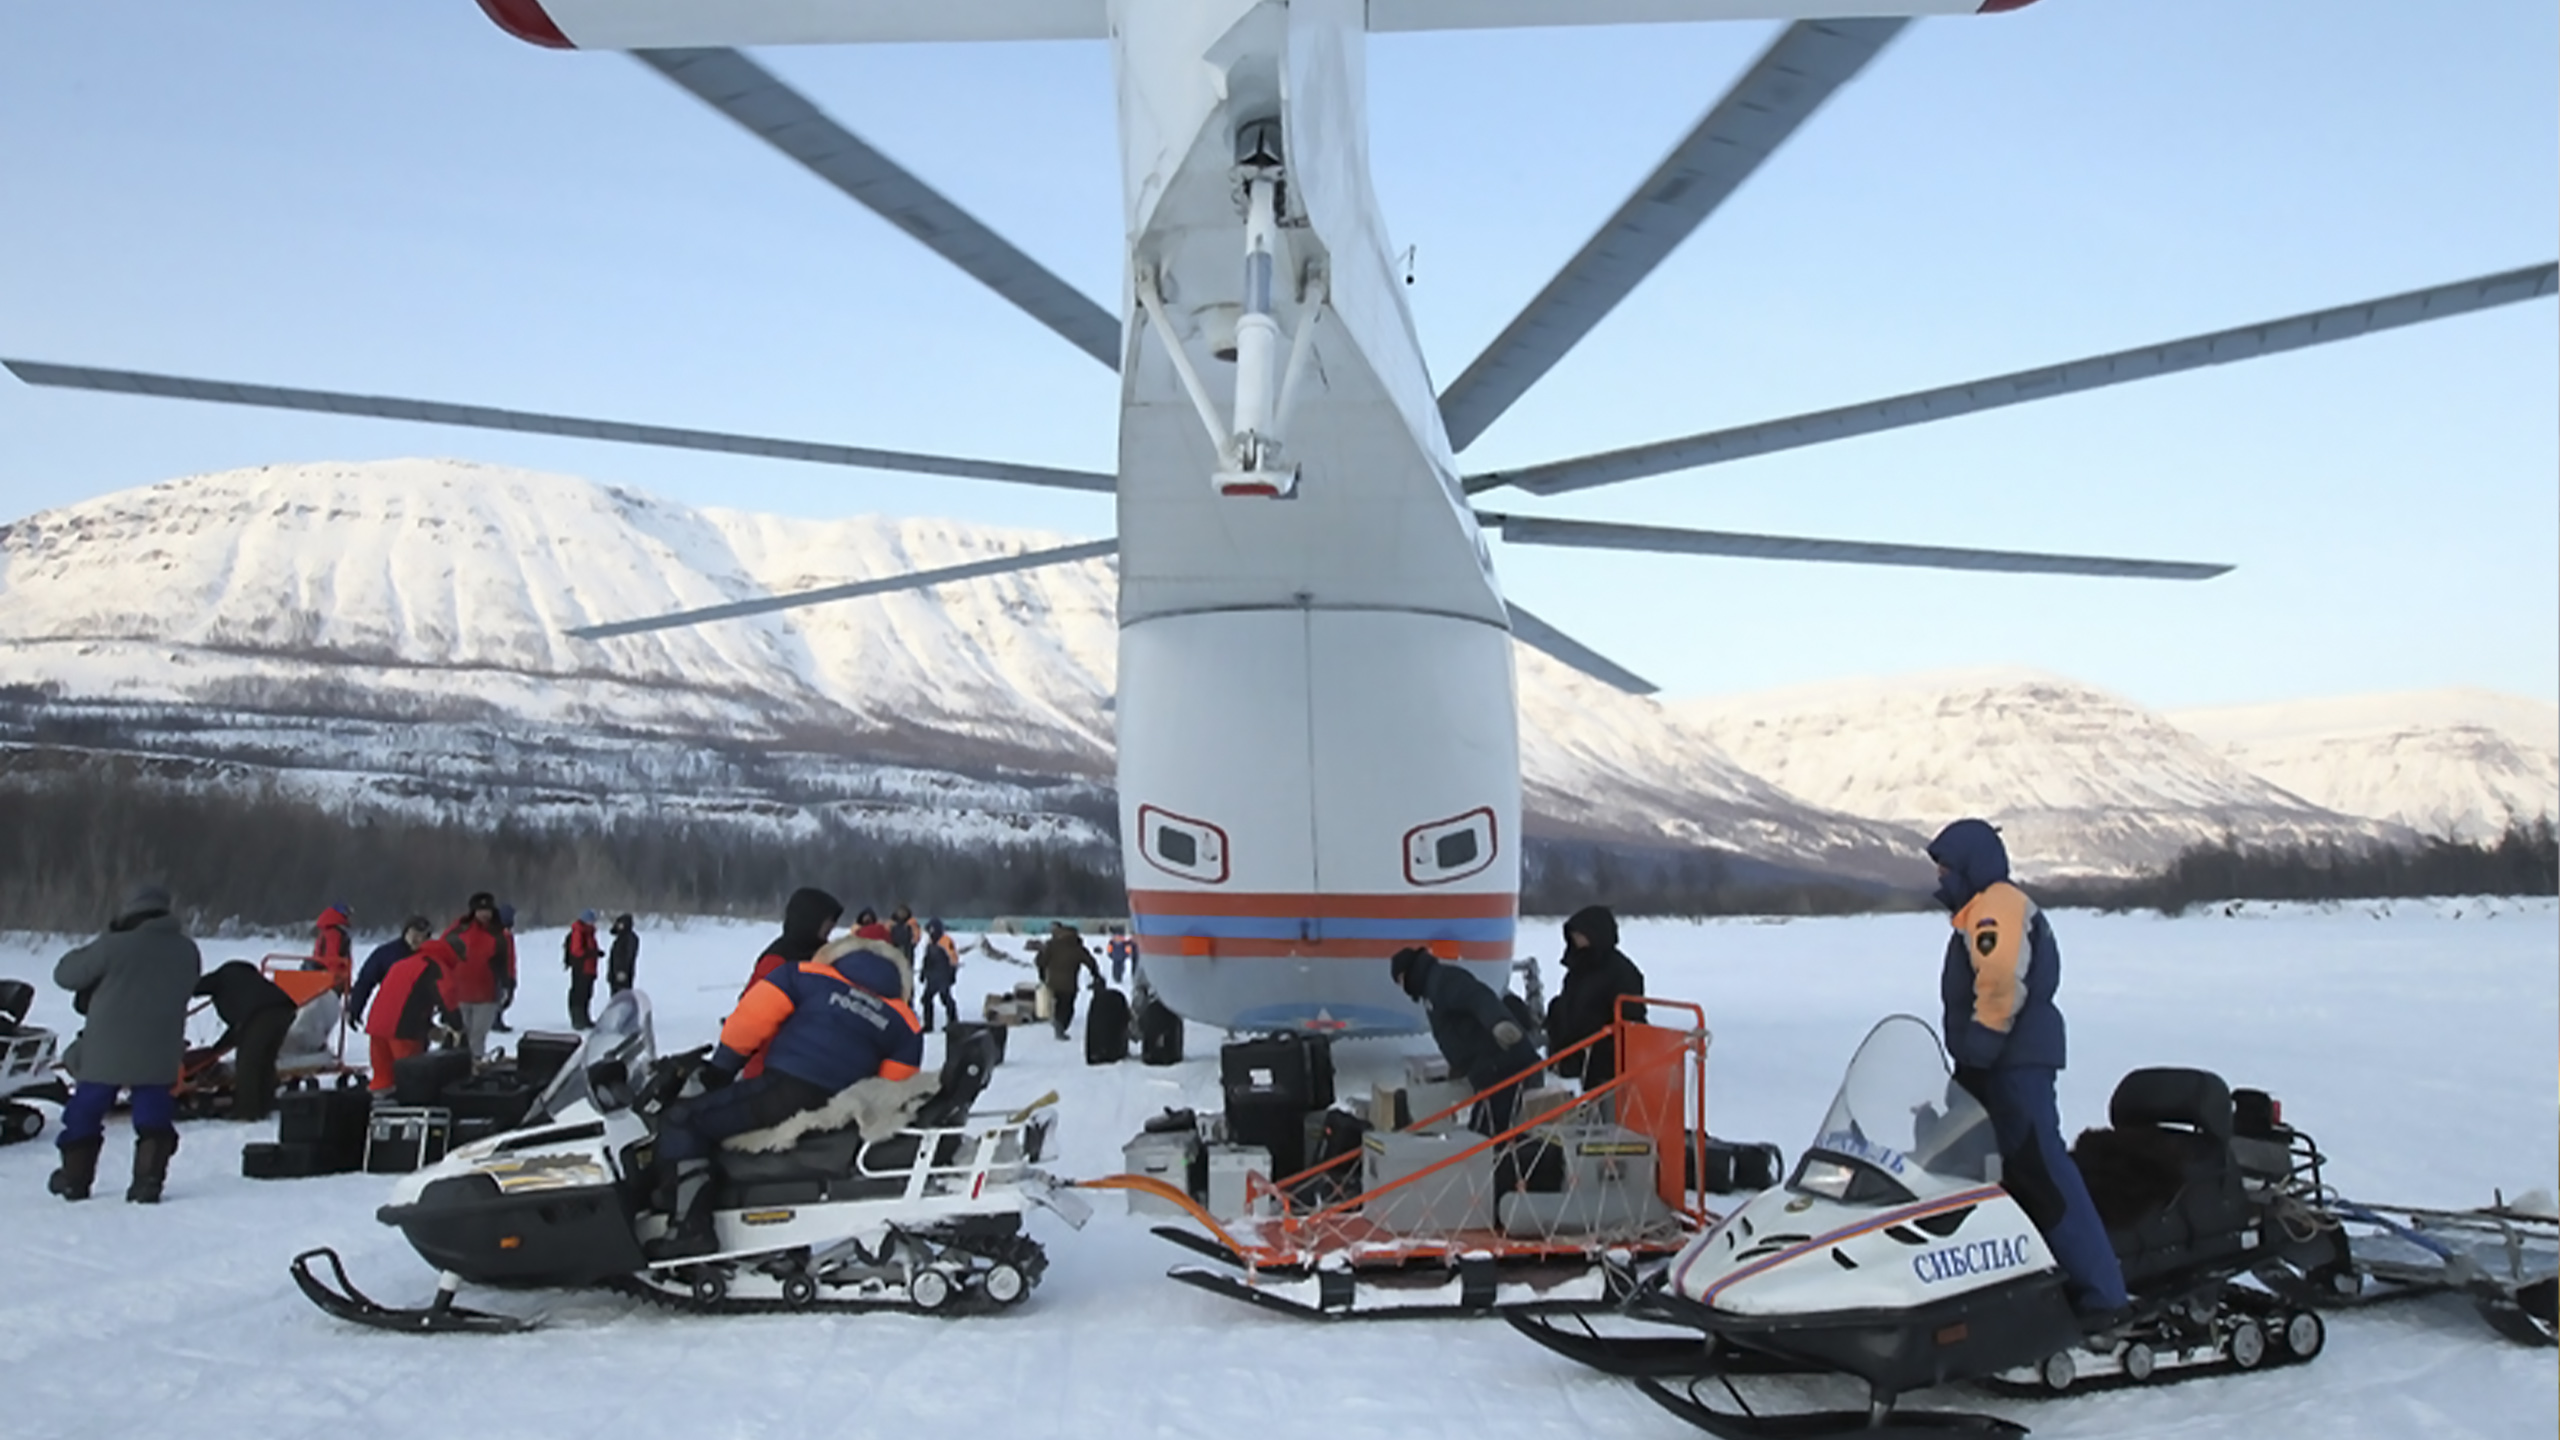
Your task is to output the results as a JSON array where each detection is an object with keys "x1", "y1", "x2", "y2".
[
  {"x1": 642, "y1": 1160, "x2": 719, "y2": 1262},
  {"x1": 126, "y1": 1129, "x2": 179, "y2": 1204},
  {"x1": 47, "y1": 1136, "x2": 103, "y2": 1202}
]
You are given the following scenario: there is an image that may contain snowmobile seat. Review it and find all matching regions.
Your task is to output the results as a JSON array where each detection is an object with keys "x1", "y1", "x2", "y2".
[
  {"x1": 911, "y1": 1028, "x2": 999, "y2": 1130},
  {"x1": 714, "y1": 1040, "x2": 996, "y2": 1207},
  {"x1": 0, "y1": 979, "x2": 33, "y2": 1032},
  {"x1": 2074, "y1": 1067, "x2": 2252, "y2": 1287}
]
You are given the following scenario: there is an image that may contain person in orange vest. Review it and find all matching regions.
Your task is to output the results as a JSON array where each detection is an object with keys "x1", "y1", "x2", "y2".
[
  {"x1": 738, "y1": 888, "x2": 845, "y2": 1079},
  {"x1": 917, "y1": 918, "x2": 962, "y2": 1033},
  {"x1": 1105, "y1": 929, "x2": 1137, "y2": 985},
  {"x1": 308, "y1": 905, "x2": 354, "y2": 992},
  {"x1": 563, "y1": 910, "x2": 603, "y2": 1030},
  {"x1": 646, "y1": 936, "x2": 922, "y2": 1260}
]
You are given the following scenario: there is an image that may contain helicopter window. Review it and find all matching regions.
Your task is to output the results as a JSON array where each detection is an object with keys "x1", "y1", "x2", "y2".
[
  {"x1": 1403, "y1": 807, "x2": 1497, "y2": 885},
  {"x1": 1138, "y1": 805, "x2": 1229, "y2": 883},
  {"x1": 1788, "y1": 1148, "x2": 1918, "y2": 1207}
]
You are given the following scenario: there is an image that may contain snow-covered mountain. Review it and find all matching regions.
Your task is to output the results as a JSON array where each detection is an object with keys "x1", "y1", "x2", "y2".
[
  {"x1": 3, "y1": 461, "x2": 2543, "y2": 882},
  {"x1": 2170, "y1": 691, "x2": 2559, "y2": 842},
  {"x1": 1670, "y1": 670, "x2": 2412, "y2": 878},
  {"x1": 0, "y1": 461, "x2": 1917, "y2": 880}
]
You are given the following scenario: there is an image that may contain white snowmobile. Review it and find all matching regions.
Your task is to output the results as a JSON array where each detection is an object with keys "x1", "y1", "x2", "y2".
[
  {"x1": 0, "y1": 979, "x2": 68, "y2": 1145},
  {"x1": 1513, "y1": 1015, "x2": 2344, "y2": 1438},
  {"x1": 293, "y1": 990, "x2": 1087, "y2": 1332}
]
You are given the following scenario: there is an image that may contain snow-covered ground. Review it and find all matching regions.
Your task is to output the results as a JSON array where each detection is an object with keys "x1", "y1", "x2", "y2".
[{"x1": 1, "y1": 901, "x2": 2551, "y2": 1440}]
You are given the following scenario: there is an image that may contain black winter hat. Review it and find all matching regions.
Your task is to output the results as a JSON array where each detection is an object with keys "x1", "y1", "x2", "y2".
[
  {"x1": 1388, "y1": 946, "x2": 1435, "y2": 998},
  {"x1": 1564, "y1": 905, "x2": 1619, "y2": 951}
]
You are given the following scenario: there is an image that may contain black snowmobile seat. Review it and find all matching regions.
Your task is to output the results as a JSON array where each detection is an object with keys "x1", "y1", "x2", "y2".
[
  {"x1": 715, "y1": 1033, "x2": 1001, "y2": 1207},
  {"x1": 0, "y1": 978, "x2": 34, "y2": 1033},
  {"x1": 2071, "y1": 1067, "x2": 2251, "y2": 1287}
]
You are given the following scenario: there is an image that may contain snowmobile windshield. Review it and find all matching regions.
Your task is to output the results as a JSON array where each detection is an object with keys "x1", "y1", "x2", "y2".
[
  {"x1": 534, "y1": 989, "x2": 656, "y2": 1122},
  {"x1": 1788, "y1": 1015, "x2": 2000, "y2": 1207}
]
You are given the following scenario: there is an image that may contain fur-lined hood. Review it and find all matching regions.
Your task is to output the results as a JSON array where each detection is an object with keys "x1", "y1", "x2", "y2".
[{"x1": 815, "y1": 934, "x2": 911, "y2": 1002}]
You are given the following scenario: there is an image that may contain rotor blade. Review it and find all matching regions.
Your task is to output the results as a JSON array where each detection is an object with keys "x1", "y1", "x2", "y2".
[
  {"x1": 1504, "y1": 600, "x2": 1658, "y2": 695},
  {"x1": 1471, "y1": 262, "x2": 2560, "y2": 496},
  {"x1": 1, "y1": 359, "x2": 1115, "y2": 494},
  {"x1": 1485, "y1": 513, "x2": 2230, "y2": 580},
  {"x1": 1436, "y1": 19, "x2": 1905, "y2": 452},
  {"x1": 636, "y1": 48, "x2": 1121, "y2": 371},
  {"x1": 567, "y1": 537, "x2": 1120, "y2": 640}
]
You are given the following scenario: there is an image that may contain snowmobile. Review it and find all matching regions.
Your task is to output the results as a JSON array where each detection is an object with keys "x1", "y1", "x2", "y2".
[
  {"x1": 293, "y1": 990, "x2": 1087, "y2": 1332},
  {"x1": 1512, "y1": 1014, "x2": 2346, "y2": 1439},
  {"x1": 0, "y1": 979, "x2": 69, "y2": 1145}
]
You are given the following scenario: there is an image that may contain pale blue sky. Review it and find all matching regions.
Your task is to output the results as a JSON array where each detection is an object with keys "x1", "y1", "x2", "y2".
[{"x1": 3, "y1": 1, "x2": 2552, "y2": 708}]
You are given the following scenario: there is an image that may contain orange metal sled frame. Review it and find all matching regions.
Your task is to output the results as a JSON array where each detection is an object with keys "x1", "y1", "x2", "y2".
[
  {"x1": 175, "y1": 953, "x2": 360, "y2": 1098},
  {"x1": 1093, "y1": 996, "x2": 1716, "y2": 1276}
]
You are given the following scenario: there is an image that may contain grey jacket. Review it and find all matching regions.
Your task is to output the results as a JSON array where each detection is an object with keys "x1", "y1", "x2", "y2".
[{"x1": 56, "y1": 914, "x2": 203, "y2": 1087}]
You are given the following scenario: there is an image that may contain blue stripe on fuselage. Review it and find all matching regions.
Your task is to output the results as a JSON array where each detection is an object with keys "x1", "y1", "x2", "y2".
[{"x1": 1130, "y1": 914, "x2": 1517, "y2": 943}]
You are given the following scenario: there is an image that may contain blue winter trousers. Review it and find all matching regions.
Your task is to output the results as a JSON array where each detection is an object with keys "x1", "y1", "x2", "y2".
[
  {"x1": 1978, "y1": 1065, "x2": 2127, "y2": 1312},
  {"x1": 60, "y1": 1081, "x2": 175, "y2": 1146}
]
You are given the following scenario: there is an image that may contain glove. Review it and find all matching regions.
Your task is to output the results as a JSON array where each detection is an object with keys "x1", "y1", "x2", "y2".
[
  {"x1": 698, "y1": 1062, "x2": 736, "y2": 1091},
  {"x1": 1492, "y1": 1020, "x2": 1525, "y2": 1051}
]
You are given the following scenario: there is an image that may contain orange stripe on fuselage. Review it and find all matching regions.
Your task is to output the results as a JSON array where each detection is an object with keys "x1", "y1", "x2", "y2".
[
  {"x1": 1124, "y1": 890, "x2": 1516, "y2": 919},
  {"x1": 1169, "y1": 937, "x2": 1517, "y2": 962}
]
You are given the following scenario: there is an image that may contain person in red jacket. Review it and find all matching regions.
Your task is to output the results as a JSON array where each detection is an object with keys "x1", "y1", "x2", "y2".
[
  {"x1": 438, "y1": 892, "x2": 509, "y2": 1059},
  {"x1": 364, "y1": 938, "x2": 458, "y2": 1093},
  {"x1": 738, "y1": 888, "x2": 844, "y2": 1078},
  {"x1": 308, "y1": 905, "x2": 354, "y2": 992},
  {"x1": 563, "y1": 910, "x2": 602, "y2": 1031}
]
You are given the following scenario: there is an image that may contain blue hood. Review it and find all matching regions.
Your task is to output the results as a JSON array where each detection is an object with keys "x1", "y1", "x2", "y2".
[{"x1": 1927, "y1": 819, "x2": 2010, "y2": 911}]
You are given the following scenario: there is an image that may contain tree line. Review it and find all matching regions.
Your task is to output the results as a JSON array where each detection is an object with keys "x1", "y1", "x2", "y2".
[
  {"x1": 2041, "y1": 817, "x2": 2559, "y2": 913},
  {"x1": 2, "y1": 746, "x2": 2550, "y2": 935},
  {"x1": 0, "y1": 754, "x2": 1122, "y2": 935}
]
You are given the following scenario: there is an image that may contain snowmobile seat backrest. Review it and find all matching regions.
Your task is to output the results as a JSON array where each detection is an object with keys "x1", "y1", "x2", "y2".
[
  {"x1": 2109, "y1": 1068, "x2": 2233, "y2": 1143},
  {"x1": 0, "y1": 979, "x2": 31, "y2": 1030},
  {"x1": 911, "y1": 1028, "x2": 999, "y2": 1131}
]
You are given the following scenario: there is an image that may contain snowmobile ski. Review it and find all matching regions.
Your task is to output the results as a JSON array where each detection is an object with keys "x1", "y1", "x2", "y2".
[
  {"x1": 290, "y1": 1247, "x2": 531, "y2": 1335},
  {"x1": 1150, "y1": 1224, "x2": 1260, "y2": 1271},
  {"x1": 1636, "y1": 1375, "x2": 2025, "y2": 1440},
  {"x1": 1506, "y1": 1312, "x2": 1810, "y2": 1379},
  {"x1": 1167, "y1": 1259, "x2": 1619, "y2": 1321}
]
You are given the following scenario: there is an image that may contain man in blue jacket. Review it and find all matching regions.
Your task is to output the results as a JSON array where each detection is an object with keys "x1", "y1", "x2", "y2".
[
  {"x1": 645, "y1": 936, "x2": 923, "y2": 1261},
  {"x1": 1928, "y1": 818, "x2": 2127, "y2": 1324}
]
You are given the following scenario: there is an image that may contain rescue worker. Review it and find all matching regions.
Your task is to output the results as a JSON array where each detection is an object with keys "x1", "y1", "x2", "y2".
[
  {"x1": 491, "y1": 902, "x2": 521, "y2": 1035},
  {"x1": 1389, "y1": 946, "x2": 1542, "y2": 1136},
  {"x1": 49, "y1": 884, "x2": 201, "y2": 1204},
  {"x1": 563, "y1": 910, "x2": 603, "y2": 1030},
  {"x1": 1544, "y1": 905, "x2": 1647, "y2": 1090},
  {"x1": 917, "y1": 918, "x2": 962, "y2": 1033},
  {"x1": 1927, "y1": 817, "x2": 2129, "y2": 1325},
  {"x1": 350, "y1": 916, "x2": 431, "y2": 1025},
  {"x1": 190, "y1": 960, "x2": 298, "y2": 1122},
  {"x1": 646, "y1": 933, "x2": 923, "y2": 1260},
  {"x1": 438, "y1": 893, "x2": 510, "y2": 1059},
  {"x1": 364, "y1": 936, "x2": 460, "y2": 1094},
  {"x1": 605, "y1": 914, "x2": 640, "y2": 996},
  {"x1": 309, "y1": 904, "x2": 354, "y2": 992},
  {"x1": 739, "y1": 889, "x2": 846, "y2": 1078},
  {"x1": 1035, "y1": 922, "x2": 1102, "y2": 1040},
  {"x1": 886, "y1": 905, "x2": 920, "y2": 967},
  {"x1": 1105, "y1": 929, "x2": 1137, "y2": 985},
  {"x1": 849, "y1": 907, "x2": 891, "y2": 943}
]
